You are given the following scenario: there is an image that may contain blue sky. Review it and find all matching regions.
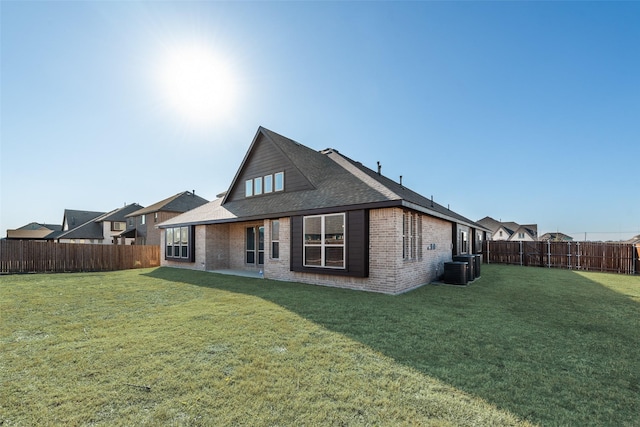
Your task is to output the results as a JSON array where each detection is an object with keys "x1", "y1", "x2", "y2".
[{"x1": 2, "y1": 1, "x2": 639, "y2": 241}]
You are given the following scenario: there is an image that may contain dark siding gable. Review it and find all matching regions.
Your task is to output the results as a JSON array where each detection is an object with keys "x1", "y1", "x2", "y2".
[
  {"x1": 290, "y1": 210, "x2": 369, "y2": 278},
  {"x1": 226, "y1": 133, "x2": 315, "y2": 202}
]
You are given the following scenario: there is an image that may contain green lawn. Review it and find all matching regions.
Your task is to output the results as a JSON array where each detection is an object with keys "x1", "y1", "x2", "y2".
[{"x1": 1, "y1": 265, "x2": 638, "y2": 426}]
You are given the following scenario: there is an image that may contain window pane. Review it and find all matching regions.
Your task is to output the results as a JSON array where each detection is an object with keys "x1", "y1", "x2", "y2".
[
  {"x1": 272, "y1": 241, "x2": 279, "y2": 259},
  {"x1": 258, "y1": 251, "x2": 264, "y2": 265},
  {"x1": 246, "y1": 251, "x2": 255, "y2": 264},
  {"x1": 304, "y1": 217, "x2": 322, "y2": 244},
  {"x1": 274, "y1": 172, "x2": 284, "y2": 191},
  {"x1": 325, "y1": 247, "x2": 344, "y2": 268},
  {"x1": 173, "y1": 246, "x2": 180, "y2": 256},
  {"x1": 258, "y1": 226, "x2": 264, "y2": 250},
  {"x1": 325, "y1": 214, "x2": 344, "y2": 244},
  {"x1": 166, "y1": 229, "x2": 173, "y2": 246},
  {"x1": 167, "y1": 246, "x2": 173, "y2": 256},
  {"x1": 181, "y1": 227, "x2": 188, "y2": 244},
  {"x1": 271, "y1": 220, "x2": 279, "y2": 240},
  {"x1": 174, "y1": 228, "x2": 181, "y2": 244},
  {"x1": 246, "y1": 227, "x2": 255, "y2": 250},
  {"x1": 304, "y1": 247, "x2": 321, "y2": 266},
  {"x1": 264, "y1": 175, "x2": 273, "y2": 193},
  {"x1": 245, "y1": 179, "x2": 253, "y2": 197},
  {"x1": 254, "y1": 177, "x2": 263, "y2": 195},
  {"x1": 181, "y1": 246, "x2": 188, "y2": 258}
]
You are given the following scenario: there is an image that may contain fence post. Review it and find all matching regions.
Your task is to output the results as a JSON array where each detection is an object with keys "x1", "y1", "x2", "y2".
[
  {"x1": 519, "y1": 241, "x2": 523, "y2": 266},
  {"x1": 547, "y1": 240, "x2": 551, "y2": 268},
  {"x1": 576, "y1": 241, "x2": 581, "y2": 270},
  {"x1": 487, "y1": 240, "x2": 490, "y2": 264},
  {"x1": 567, "y1": 241, "x2": 571, "y2": 269}
]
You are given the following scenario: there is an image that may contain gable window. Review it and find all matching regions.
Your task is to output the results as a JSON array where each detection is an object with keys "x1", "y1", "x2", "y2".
[
  {"x1": 271, "y1": 220, "x2": 280, "y2": 259},
  {"x1": 165, "y1": 226, "x2": 192, "y2": 260},
  {"x1": 254, "y1": 177, "x2": 263, "y2": 195},
  {"x1": 274, "y1": 172, "x2": 284, "y2": 192},
  {"x1": 245, "y1": 172, "x2": 284, "y2": 197},
  {"x1": 304, "y1": 213, "x2": 345, "y2": 269},
  {"x1": 141, "y1": 215, "x2": 146, "y2": 225},
  {"x1": 154, "y1": 212, "x2": 158, "y2": 223},
  {"x1": 518, "y1": 232, "x2": 525, "y2": 239},
  {"x1": 264, "y1": 175, "x2": 273, "y2": 193}
]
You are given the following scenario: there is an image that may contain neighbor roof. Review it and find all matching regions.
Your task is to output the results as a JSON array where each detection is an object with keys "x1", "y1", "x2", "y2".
[
  {"x1": 126, "y1": 191, "x2": 208, "y2": 217},
  {"x1": 160, "y1": 127, "x2": 486, "y2": 230},
  {"x1": 57, "y1": 204, "x2": 142, "y2": 240}
]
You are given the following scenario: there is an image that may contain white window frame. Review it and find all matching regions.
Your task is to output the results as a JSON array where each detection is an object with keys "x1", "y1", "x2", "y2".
[
  {"x1": 303, "y1": 213, "x2": 345, "y2": 269},
  {"x1": 274, "y1": 172, "x2": 284, "y2": 192}
]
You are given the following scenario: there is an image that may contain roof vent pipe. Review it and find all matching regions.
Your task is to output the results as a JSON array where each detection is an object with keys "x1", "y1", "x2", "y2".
[
  {"x1": 377, "y1": 161, "x2": 381, "y2": 175},
  {"x1": 400, "y1": 175, "x2": 403, "y2": 186},
  {"x1": 431, "y1": 195, "x2": 434, "y2": 207}
]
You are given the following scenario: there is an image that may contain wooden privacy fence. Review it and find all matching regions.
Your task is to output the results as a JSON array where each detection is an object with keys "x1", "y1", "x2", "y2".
[
  {"x1": 0, "y1": 240, "x2": 160, "y2": 274},
  {"x1": 482, "y1": 240, "x2": 639, "y2": 275}
]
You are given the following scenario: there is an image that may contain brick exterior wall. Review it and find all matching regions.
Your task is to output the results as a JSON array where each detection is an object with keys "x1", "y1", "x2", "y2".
[
  {"x1": 161, "y1": 207, "x2": 456, "y2": 294},
  {"x1": 266, "y1": 208, "x2": 453, "y2": 294}
]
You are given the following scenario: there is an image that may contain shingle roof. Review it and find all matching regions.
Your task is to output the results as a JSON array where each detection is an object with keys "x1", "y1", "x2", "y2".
[
  {"x1": 61, "y1": 209, "x2": 105, "y2": 230},
  {"x1": 126, "y1": 191, "x2": 208, "y2": 217},
  {"x1": 57, "y1": 204, "x2": 143, "y2": 240},
  {"x1": 160, "y1": 127, "x2": 485, "y2": 229}
]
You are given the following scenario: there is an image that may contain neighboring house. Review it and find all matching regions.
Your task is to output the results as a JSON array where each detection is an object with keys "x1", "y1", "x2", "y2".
[
  {"x1": 5, "y1": 222, "x2": 62, "y2": 240},
  {"x1": 158, "y1": 127, "x2": 488, "y2": 294},
  {"x1": 56, "y1": 204, "x2": 143, "y2": 244},
  {"x1": 625, "y1": 234, "x2": 640, "y2": 244},
  {"x1": 540, "y1": 232, "x2": 573, "y2": 242},
  {"x1": 477, "y1": 216, "x2": 538, "y2": 241},
  {"x1": 125, "y1": 191, "x2": 209, "y2": 245}
]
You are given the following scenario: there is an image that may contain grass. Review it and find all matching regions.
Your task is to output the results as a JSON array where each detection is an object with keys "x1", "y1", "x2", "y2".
[{"x1": 1, "y1": 265, "x2": 638, "y2": 426}]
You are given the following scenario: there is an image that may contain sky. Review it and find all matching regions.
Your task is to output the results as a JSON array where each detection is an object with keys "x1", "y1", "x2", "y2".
[{"x1": 1, "y1": 1, "x2": 639, "y2": 242}]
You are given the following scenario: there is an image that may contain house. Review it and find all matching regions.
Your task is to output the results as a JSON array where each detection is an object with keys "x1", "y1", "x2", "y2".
[
  {"x1": 476, "y1": 216, "x2": 538, "y2": 241},
  {"x1": 157, "y1": 127, "x2": 488, "y2": 294},
  {"x1": 56, "y1": 204, "x2": 143, "y2": 244},
  {"x1": 540, "y1": 232, "x2": 573, "y2": 242},
  {"x1": 625, "y1": 234, "x2": 640, "y2": 245},
  {"x1": 125, "y1": 191, "x2": 209, "y2": 245},
  {"x1": 5, "y1": 222, "x2": 62, "y2": 240}
]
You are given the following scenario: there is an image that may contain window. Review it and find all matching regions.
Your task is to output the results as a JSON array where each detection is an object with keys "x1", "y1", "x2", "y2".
[
  {"x1": 518, "y1": 232, "x2": 525, "y2": 239},
  {"x1": 141, "y1": 215, "x2": 146, "y2": 225},
  {"x1": 271, "y1": 220, "x2": 280, "y2": 259},
  {"x1": 274, "y1": 172, "x2": 284, "y2": 191},
  {"x1": 246, "y1": 172, "x2": 284, "y2": 197},
  {"x1": 246, "y1": 226, "x2": 264, "y2": 265},
  {"x1": 304, "y1": 213, "x2": 345, "y2": 268},
  {"x1": 460, "y1": 230, "x2": 468, "y2": 254},
  {"x1": 403, "y1": 211, "x2": 422, "y2": 260},
  {"x1": 254, "y1": 177, "x2": 263, "y2": 195},
  {"x1": 111, "y1": 221, "x2": 126, "y2": 231},
  {"x1": 264, "y1": 175, "x2": 273, "y2": 193},
  {"x1": 165, "y1": 226, "x2": 191, "y2": 260},
  {"x1": 154, "y1": 212, "x2": 158, "y2": 223}
]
